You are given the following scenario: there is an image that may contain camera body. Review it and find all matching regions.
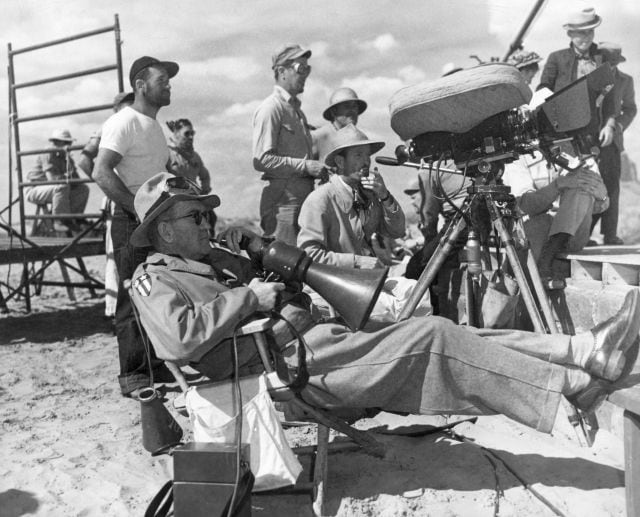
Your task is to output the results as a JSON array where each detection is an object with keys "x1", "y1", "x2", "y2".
[{"x1": 389, "y1": 63, "x2": 615, "y2": 175}]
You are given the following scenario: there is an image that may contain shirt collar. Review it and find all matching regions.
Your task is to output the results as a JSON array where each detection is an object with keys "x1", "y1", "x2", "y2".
[
  {"x1": 147, "y1": 252, "x2": 214, "y2": 276},
  {"x1": 274, "y1": 85, "x2": 301, "y2": 109}
]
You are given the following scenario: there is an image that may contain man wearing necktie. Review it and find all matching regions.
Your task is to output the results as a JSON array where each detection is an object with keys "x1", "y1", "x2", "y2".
[
  {"x1": 537, "y1": 7, "x2": 616, "y2": 151},
  {"x1": 252, "y1": 44, "x2": 328, "y2": 246}
]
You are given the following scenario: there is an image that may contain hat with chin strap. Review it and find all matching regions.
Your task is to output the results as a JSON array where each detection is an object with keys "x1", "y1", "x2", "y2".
[{"x1": 130, "y1": 172, "x2": 220, "y2": 247}]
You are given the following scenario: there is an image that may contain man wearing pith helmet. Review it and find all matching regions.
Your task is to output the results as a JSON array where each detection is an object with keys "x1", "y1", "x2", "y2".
[
  {"x1": 252, "y1": 43, "x2": 328, "y2": 246},
  {"x1": 298, "y1": 124, "x2": 405, "y2": 269},
  {"x1": 312, "y1": 87, "x2": 368, "y2": 163}
]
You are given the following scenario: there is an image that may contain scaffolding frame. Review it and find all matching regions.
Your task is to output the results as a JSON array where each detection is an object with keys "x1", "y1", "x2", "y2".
[{"x1": 1, "y1": 14, "x2": 124, "y2": 312}]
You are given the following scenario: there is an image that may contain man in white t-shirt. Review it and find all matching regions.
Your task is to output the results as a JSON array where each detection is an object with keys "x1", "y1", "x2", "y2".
[{"x1": 92, "y1": 56, "x2": 179, "y2": 398}]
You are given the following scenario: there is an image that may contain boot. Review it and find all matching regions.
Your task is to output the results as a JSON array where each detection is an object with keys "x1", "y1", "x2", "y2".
[{"x1": 537, "y1": 232, "x2": 570, "y2": 289}]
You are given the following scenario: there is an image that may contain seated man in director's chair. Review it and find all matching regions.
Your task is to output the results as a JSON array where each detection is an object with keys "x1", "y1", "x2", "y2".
[{"x1": 130, "y1": 173, "x2": 640, "y2": 505}]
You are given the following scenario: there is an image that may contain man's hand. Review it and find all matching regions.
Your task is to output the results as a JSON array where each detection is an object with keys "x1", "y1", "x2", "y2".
[
  {"x1": 360, "y1": 168, "x2": 389, "y2": 200},
  {"x1": 248, "y1": 278, "x2": 285, "y2": 311},
  {"x1": 354, "y1": 255, "x2": 382, "y2": 269},
  {"x1": 218, "y1": 227, "x2": 263, "y2": 254},
  {"x1": 305, "y1": 160, "x2": 329, "y2": 181},
  {"x1": 557, "y1": 169, "x2": 606, "y2": 199},
  {"x1": 599, "y1": 125, "x2": 614, "y2": 147}
]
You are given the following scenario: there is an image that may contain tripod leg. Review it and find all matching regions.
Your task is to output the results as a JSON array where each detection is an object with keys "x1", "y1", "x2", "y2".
[
  {"x1": 485, "y1": 197, "x2": 546, "y2": 333},
  {"x1": 398, "y1": 209, "x2": 468, "y2": 321}
]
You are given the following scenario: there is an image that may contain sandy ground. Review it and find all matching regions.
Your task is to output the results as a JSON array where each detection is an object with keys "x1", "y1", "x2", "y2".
[{"x1": 0, "y1": 256, "x2": 631, "y2": 517}]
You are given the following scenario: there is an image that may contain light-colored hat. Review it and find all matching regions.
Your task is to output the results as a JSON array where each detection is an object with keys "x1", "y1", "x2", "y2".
[
  {"x1": 563, "y1": 7, "x2": 601, "y2": 31},
  {"x1": 441, "y1": 62, "x2": 463, "y2": 77},
  {"x1": 403, "y1": 177, "x2": 420, "y2": 195},
  {"x1": 48, "y1": 129, "x2": 74, "y2": 143},
  {"x1": 130, "y1": 172, "x2": 220, "y2": 247},
  {"x1": 598, "y1": 42, "x2": 626, "y2": 64},
  {"x1": 507, "y1": 50, "x2": 542, "y2": 69},
  {"x1": 271, "y1": 43, "x2": 312, "y2": 69},
  {"x1": 322, "y1": 87, "x2": 368, "y2": 121},
  {"x1": 324, "y1": 124, "x2": 385, "y2": 168}
]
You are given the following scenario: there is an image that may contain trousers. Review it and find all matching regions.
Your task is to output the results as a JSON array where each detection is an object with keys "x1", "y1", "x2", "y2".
[{"x1": 194, "y1": 315, "x2": 571, "y2": 434}]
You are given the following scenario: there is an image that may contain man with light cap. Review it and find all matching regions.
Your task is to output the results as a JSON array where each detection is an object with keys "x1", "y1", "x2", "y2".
[
  {"x1": 311, "y1": 87, "x2": 368, "y2": 163},
  {"x1": 129, "y1": 171, "x2": 640, "y2": 437},
  {"x1": 92, "y1": 55, "x2": 179, "y2": 397},
  {"x1": 252, "y1": 44, "x2": 328, "y2": 246},
  {"x1": 537, "y1": 7, "x2": 616, "y2": 150}
]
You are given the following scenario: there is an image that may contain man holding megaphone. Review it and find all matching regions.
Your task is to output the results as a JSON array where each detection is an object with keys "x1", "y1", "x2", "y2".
[{"x1": 130, "y1": 172, "x2": 640, "y2": 435}]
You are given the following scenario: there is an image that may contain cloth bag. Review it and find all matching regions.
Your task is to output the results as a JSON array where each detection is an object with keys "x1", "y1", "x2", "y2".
[
  {"x1": 185, "y1": 373, "x2": 302, "y2": 492},
  {"x1": 478, "y1": 269, "x2": 520, "y2": 329}
]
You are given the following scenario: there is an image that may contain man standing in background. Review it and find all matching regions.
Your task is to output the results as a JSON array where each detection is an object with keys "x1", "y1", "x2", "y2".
[
  {"x1": 92, "y1": 56, "x2": 178, "y2": 398},
  {"x1": 590, "y1": 43, "x2": 637, "y2": 245},
  {"x1": 252, "y1": 44, "x2": 327, "y2": 245},
  {"x1": 311, "y1": 87, "x2": 368, "y2": 163}
]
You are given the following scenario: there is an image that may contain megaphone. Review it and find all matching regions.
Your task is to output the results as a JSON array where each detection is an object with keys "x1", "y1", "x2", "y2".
[{"x1": 262, "y1": 241, "x2": 388, "y2": 331}]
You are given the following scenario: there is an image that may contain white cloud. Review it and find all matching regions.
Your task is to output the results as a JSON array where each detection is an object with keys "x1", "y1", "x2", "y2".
[
  {"x1": 220, "y1": 100, "x2": 262, "y2": 118},
  {"x1": 181, "y1": 56, "x2": 260, "y2": 82},
  {"x1": 360, "y1": 33, "x2": 399, "y2": 54}
]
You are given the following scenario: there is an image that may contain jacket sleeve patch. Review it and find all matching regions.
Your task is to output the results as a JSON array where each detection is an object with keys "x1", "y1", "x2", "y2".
[{"x1": 133, "y1": 273, "x2": 152, "y2": 297}]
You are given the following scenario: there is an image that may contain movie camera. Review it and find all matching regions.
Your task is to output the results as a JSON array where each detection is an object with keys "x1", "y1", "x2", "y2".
[{"x1": 385, "y1": 63, "x2": 615, "y2": 176}]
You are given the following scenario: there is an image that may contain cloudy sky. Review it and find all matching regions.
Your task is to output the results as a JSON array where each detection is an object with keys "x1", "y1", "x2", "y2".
[{"x1": 1, "y1": 0, "x2": 639, "y2": 221}]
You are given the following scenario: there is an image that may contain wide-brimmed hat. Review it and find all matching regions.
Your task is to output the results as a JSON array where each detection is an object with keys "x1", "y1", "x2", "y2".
[
  {"x1": 130, "y1": 172, "x2": 220, "y2": 247},
  {"x1": 598, "y1": 41, "x2": 626, "y2": 64},
  {"x1": 324, "y1": 124, "x2": 385, "y2": 168},
  {"x1": 507, "y1": 50, "x2": 542, "y2": 69},
  {"x1": 113, "y1": 91, "x2": 135, "y2": 109},
  {"x1": 562, "y1": 7, "x2": 601, "y2": 31},
  {"x1": 48, "y1": 129, "x2": 74, "y2": 143},
  {"x1": 271, "y1": 44, "x2": 312, "y2": 69},
  {"x1": 129, "y1": 56, "x2": 179, "y2": 87},
  {"x1": 322, "y1": 87, "x2": 368, "y2": 121}
]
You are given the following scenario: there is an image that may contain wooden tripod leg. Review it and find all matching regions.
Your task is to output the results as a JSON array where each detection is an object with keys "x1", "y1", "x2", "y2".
[{"x1": 312, "y1": 424, "x2": 330, "y2": 517}]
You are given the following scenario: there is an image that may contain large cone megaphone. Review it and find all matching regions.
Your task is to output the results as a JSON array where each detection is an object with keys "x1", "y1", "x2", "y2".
[{"x1": 262, "y1": 241, "x2": 388, "y2": 331}]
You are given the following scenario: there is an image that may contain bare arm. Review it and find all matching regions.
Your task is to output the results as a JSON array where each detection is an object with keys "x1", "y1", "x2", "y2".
[{"x1": 92, "y1": 148, "x2": 135, "y2": 214}]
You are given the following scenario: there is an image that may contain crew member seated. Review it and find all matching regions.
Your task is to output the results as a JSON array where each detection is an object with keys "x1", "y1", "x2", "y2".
[
  {"x1": 297, "y1": 124, "x2": 429, "y2": 320},
  {"x1": 130, "y1": 172, "x2": 640, "y2": 435},
  {"x1": 26, "y1": 129, "x2": 89, "y2": 234}
]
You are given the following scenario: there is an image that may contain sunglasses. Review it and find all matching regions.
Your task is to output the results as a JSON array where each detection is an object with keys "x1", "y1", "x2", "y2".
[
  {"x1": 166, "y1": 210, "x2": 215, "y2": 226},
  {"x1": 290, "y1": 62, "x2": 312, "y2": 75}
]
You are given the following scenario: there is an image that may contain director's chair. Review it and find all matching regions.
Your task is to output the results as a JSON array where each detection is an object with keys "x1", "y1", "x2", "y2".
[{"x1": 130, "y1": 288, "x2": 386, "y2": 516}]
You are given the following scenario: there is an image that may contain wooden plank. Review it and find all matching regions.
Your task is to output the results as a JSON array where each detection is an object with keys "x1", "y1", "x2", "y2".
[
  {"x1": 608, "y1": 385, "x2": 640, "y2": 416},
  {"x1": 623, "y1": 411, "x2": 640, "y2": 517},
  {"x1": 571, "y1": 259, "x2": 603, "y2": 281},
  {"x1": 602, "y1": 263, "x2": 640, "y2": 286},
  {"x1": 0, "y1": 237, "x2": 105, "y2": 265}
]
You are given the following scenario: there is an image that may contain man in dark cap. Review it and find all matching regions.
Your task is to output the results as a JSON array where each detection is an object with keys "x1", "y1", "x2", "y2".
[
  {"x1": 252, "y1": 44, "x2": 328, "y2": 246},
  {"x1": 590, "y1": 43, "x2": 637, "y2": 245},
  {"x1": 311, "y1": 87, "x2": 368, "y2": 163},
  {"x1": 92, "y1": 56, "x2": 179, "y2": 398}
]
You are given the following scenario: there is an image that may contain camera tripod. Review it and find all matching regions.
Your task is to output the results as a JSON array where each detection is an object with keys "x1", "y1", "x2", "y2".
[{"x1": 398, "y1": 162, "x2": 596, "y2": 446}]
